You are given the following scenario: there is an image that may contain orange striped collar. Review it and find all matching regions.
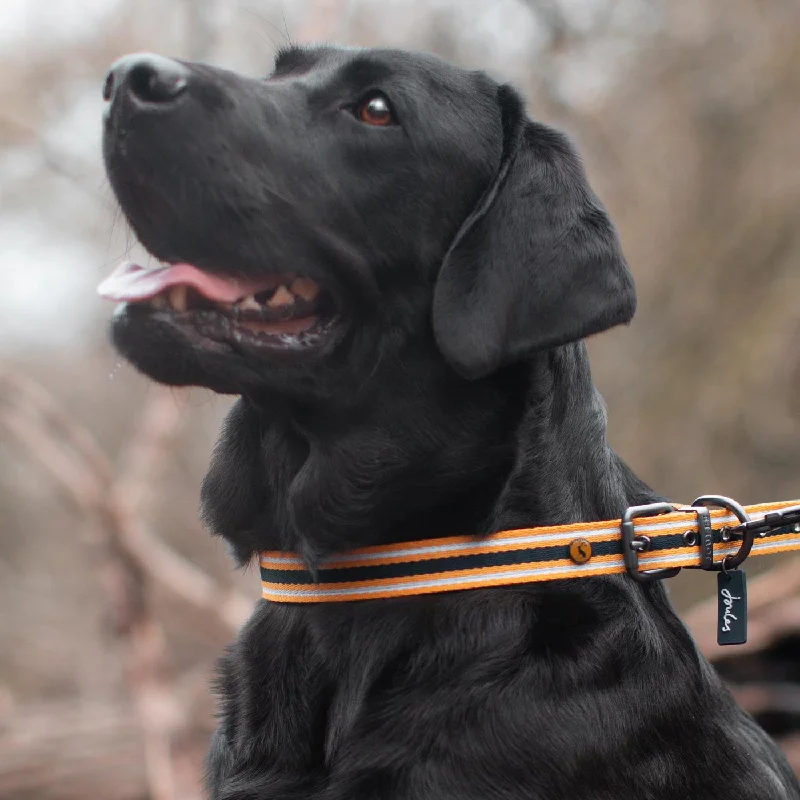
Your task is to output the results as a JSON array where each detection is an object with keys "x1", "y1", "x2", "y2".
[{"x1": 259, "y1": 499, "x2": 800, "y2": 603}]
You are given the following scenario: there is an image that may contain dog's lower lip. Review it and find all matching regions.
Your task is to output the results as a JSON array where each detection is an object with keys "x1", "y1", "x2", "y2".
[
  {"x1": 235, "y1": 316, "x2": 318, "y2": 335},
  {"x1": 131, "y1": 302, "x2": 338, "y2": 354}
]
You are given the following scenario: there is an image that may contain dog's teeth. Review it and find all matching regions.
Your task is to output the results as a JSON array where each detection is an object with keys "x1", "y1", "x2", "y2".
[
  {"x1": 170, "y1": 285, "x2": 188, "y2": 312},
  {"x1": 290, "y1": 277, "x2": 320, "y2": 302},
  {"x1": 267, "y1": 285, "x2": 294, "y2": 307},
  {"x1": 236, "y1": 295, "x2": 261, "y2": 311}
]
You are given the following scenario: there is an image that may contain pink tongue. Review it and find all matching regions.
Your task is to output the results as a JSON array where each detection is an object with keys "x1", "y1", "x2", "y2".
[{"x1": 97, "y1": 261, "x2": 260, "y2": 303}]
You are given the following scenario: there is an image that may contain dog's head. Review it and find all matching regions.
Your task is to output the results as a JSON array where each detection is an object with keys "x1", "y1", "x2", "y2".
[{"x1": 100, "y1": 45, "x2": 635, "y2": 398}]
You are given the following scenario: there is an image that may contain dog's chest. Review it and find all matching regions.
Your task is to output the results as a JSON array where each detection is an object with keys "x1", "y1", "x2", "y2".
[{"x1": 211, "y1": 600, "x2": 798, "y2": 800}]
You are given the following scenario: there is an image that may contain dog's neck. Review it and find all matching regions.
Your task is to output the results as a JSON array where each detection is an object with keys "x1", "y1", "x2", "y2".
[
  {"x1": 201, "y1": 342, "x2": 657, "y2": 566},
  {"x1": 488, "y1": 344, "x2": 658, "y2": 534}
]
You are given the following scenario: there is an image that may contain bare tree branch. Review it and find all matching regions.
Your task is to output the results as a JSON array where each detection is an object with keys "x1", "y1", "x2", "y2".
[
  {"x1": 0, "y1": 366, "x2": 251, "y2": 799},
  {"x1": 0, "y1": 367, "x2": 251, "y2": 633}
]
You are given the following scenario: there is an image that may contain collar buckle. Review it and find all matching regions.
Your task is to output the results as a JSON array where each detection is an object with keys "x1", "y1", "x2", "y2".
[{"x1": 621, "y1": 503, "x2": 682, "y2": 583}]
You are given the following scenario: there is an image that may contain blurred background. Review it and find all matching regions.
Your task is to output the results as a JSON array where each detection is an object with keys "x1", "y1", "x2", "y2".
[{"x1": 1, "y1": 0, "x2": 799, "y2": 796}]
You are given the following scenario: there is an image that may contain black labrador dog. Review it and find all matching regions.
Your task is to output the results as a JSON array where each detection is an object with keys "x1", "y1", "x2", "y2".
[{"x1": 99, "y1": 45, "x2": 800, "y2": 799}]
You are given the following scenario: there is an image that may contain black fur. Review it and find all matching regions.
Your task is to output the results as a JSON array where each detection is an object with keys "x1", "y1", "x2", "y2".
[{"x1": 101, "y1": 44, "x2": 800, "y2": 799}]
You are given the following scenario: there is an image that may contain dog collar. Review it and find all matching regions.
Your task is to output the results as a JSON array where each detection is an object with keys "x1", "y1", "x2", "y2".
[{"x1": 259, "y1": 498, "x2": 800, "y2": 603}]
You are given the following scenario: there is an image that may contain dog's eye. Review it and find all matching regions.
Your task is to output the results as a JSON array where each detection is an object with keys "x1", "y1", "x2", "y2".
[{"x1": 357, "y1": 94, "x2": 394, "y2": 127}]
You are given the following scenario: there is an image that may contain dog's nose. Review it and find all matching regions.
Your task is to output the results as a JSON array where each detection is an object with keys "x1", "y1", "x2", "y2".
[{"x1": 103, "y1": 53, "x2": 189, "y2": 107}]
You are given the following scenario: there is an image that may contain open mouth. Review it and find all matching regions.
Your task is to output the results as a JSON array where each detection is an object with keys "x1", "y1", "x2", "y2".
[{"x1": 98, "y1": 261, "x2": 337, "y2": 351}]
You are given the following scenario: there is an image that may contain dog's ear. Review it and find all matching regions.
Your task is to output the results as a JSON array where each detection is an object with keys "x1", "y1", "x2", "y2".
[{"x1": 432, "y1": 85, "x2": 636, "y2": 380}]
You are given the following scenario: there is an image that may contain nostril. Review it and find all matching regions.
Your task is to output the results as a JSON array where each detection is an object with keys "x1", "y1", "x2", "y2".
[
  {"x1": 128, "y1": 61, "x2": 188, "y2": 103},
  {"x1": 105, "y1": 54, "x2": 190, "y2": 108},
  {"x1": 102, "y1": 70, "x2": 115, "y2": 101}
]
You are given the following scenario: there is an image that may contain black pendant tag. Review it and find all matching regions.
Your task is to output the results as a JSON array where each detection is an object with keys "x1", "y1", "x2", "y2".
[{"x1": 717, "y1": 570, "x2": 747, "y2": 646}]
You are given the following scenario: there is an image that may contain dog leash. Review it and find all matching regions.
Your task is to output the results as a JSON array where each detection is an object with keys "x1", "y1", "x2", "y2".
[{"x1": 259, "y1": 497, "x2": 800, "y2": 645}]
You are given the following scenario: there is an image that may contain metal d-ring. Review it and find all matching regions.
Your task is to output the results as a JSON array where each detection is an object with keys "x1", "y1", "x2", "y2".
[{"x1": 691, "y1": 495, "x2": 754, "y2": 571}]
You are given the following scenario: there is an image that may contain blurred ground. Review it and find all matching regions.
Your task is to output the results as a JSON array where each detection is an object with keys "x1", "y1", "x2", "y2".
[{"x1": 1, "y1": 0, "x2": 799, "y2": 797}]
